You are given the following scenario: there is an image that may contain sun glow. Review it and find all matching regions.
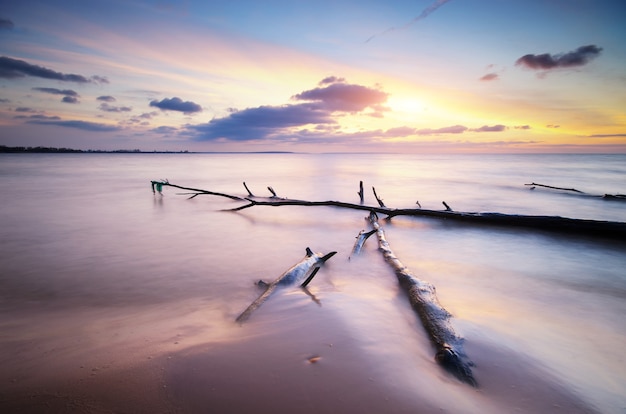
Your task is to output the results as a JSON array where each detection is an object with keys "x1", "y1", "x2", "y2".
[{"x1": 388, "y1": 96, "x2": 426, "y2": 116}]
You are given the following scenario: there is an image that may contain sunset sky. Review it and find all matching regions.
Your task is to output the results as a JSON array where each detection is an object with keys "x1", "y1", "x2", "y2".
[{"x1": 1, "y1": 0, "x2": 625, "y2": 152}]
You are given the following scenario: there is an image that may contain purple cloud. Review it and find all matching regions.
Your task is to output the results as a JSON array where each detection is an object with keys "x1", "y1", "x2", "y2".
[
  {"x1": 26, "y1": 118, "x2": 122, "y2": 132},
  {"x1": 32, "y1": 87, "x2": 78, "y2": 96},
  {"x1": 99, "y1": 103, "x2": 132, "y2": 112},
  {"x1": 189, "y1": 78, "x2": 389, "y2": 142},
  {"x1": 149, "y1": 97, "x2": 202, "y2": 114},
  {"x1": 470, "y1": 124, "x2": 506, "y2": 132},
  {"x1": 0, "y1": 19, "x2": 14, "y2": 30},
  {"x1": 0, "y1": 56, "x2": 104, "y2": 83},
  {"x1": 62, "y1": 96, "x2": 78, "y2": 104},
  {"x1": 480, "y1": 73, "x2": 498, "y2": 81},
  {"x1": 416, "y1": 125, "x2": 468, "y2": 135},
  {"x1": 516, "y1": 45, "x2": 602, "y2": 70},
  {"x1": 97, "y1": 95, "x2": 116, "y2": 102}
]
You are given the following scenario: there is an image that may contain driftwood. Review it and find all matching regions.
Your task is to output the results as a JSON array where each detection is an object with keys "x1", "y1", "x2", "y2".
[
  {"x1": 368, "y1": 211, "x2": 477, "y2": 386},
  {"x1": 349, "y1": 229, "x2": 376, "y2": 259},
  {"x1": 235, "y1": 247, "x2": 336, "y2": 323},
  {"x1": 151, "y1": 180, "x2": 626, "y2": 241},
  {"x1": 525, "y1": 182, "x2": 626, "y2": 201}
]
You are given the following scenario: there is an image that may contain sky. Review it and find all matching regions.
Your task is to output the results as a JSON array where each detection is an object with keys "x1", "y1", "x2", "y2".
[{"x1": 1, "y1": 0, "x2": 625, "y2": 153}]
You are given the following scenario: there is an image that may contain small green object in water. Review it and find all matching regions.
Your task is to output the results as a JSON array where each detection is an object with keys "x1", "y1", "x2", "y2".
[{"x1": 156, "y1": 183, "x2": 163, "y2": 192}]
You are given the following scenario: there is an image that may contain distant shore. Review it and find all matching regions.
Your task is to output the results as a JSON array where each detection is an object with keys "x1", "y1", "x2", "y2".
[{"x1": 0, "y1": 145, "x2": 294, "y2": 154}]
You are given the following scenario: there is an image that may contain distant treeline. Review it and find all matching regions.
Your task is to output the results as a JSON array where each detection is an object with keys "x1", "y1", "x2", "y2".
[{"x1": 0, "y1": 146, "x2": 188, "y2": 154}]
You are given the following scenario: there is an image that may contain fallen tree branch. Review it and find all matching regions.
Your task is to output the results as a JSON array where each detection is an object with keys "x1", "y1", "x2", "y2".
[
  {"x1": 151, "y1": 180, "x2": 626, "y2": 240},
  {"x1": 349, "y1": 229, "x2": 376, "y2": 259},
  {"x1": 525, "y1": 182, "x2": 584, "y2": 193},
  {"x1": 151, "y1": 180, "x2": 243, "y2": 200},
  {"x1": 368, "y1": 211, "x2": 477, "y2": 387},
  {"x1": 235, "y1": 247, "x2": 336, "y2": 324}
]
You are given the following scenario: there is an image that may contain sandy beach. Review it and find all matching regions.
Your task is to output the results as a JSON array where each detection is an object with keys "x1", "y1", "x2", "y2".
[{"x1": 0, "y1": 292, "x2": 601, "y2": 414}]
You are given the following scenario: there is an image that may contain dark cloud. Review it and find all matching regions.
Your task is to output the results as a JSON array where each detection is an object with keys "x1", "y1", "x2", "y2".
[
  {"x1": 14, "y1": 114, "x2": 61, "y2": 121},
  {"x1": 99, "y1": 103, "x2": 132, "y2": 112},
  {"x1": 0, "y1": 56, "x2": 104, "y2": 83},
  {"x1": 26, "y1": 118, "x2": 122, "y2": 132},
  {"x1": 32, "y1": 87, "x2": 79, "y2": 96},
  {"x1": 62, "y1": 96, "x2": 78, "y2": 104},
  {"x1": 0, "y1": 19, "x2": 14, "y2": 30},
  {"x1": 0, "y1": 98, "x2": 9, "y2": 103},
  {"x1": 515, "y1": 45, "x2": 602, "y2": 70},
  {"x1": 149, "y1": 97, "x2": 202, "y2": 114},
  {"x1": 480, "y1": 73, "x2": 498, "y2": 81},
  {"x1": 470, "y1": 124, "x2": 506, "y2": 132},
  {"x1": 152, "y1": 126, "x2": 178, "y2": 134},
  {"x1": 416, "y1": 125, "x2": 468, "y2": 135},
  {"x1": 514, "y1": 125, "x2": 531, "y2": 130},
  {"x1": 97, "y1": 95, "x2": 116, "y2": 102},
  {"x1": 188, "y1": 78, "x2": 388, "y2": 142},
  {"x1": 189, "y1": 104, "x2": 332, "y2": 141},
  {"x1": 15, "y1": 107, "x2": 36, "y2": 112}
]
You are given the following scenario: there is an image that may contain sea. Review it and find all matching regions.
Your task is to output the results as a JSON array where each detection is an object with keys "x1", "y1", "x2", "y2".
[{"x1": 0, "y1": 152, "x2": 625, "y2": 413}]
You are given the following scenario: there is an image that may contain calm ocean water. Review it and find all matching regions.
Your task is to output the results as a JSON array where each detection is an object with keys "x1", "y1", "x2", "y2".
[{"x1": 1, "y1": 153, "x2": 625, "y2": 412}]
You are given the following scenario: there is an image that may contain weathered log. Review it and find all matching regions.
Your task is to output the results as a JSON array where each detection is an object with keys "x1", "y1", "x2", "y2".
[
  {"x1": 349, "y1": 229, "x2": 376, "y2": 259},
  {"x1": 368, "y1": 211, "x2": 477, "y2": 387},
  {"x1": 235, "y1": 247, "x2": 336, "y2": 323},
  {"x1": 228, "y1": 197, "x2": 626, "y2": 241}
]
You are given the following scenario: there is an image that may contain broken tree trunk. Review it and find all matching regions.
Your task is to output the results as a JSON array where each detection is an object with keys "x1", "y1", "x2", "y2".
[
  {"x1": 368, "y1": 211, "x2": 477, "y2": 387},
  {"x1": 235, "y1": 247, "x2": 336, "y2": 324}
]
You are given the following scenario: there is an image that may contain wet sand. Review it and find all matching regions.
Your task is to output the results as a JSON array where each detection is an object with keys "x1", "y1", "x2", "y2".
[{"x1": 0, "y1": 292, "x2": 602, "y2": 414}]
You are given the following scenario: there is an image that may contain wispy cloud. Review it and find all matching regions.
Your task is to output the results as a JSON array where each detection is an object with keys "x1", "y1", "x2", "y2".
[
  {"x1": 516, "y1": 45, "x2": 602, "y2": 70},
  {"x1": 97, "y1": 95, "x2": 116, "y2": 102},
  {"x1": 480, "y1": 73, "x2": 498, "y2": 81},
  {"x1": 25, "y1": 118, "x2": 122, "y2": 132},
  {"x1": 32, "y1": 87, "x2": 79, "y2": 96},
  {"x1": 99, "y1": 103, "x2": 132, "y2": 112},
  {"x1": 366, "y1": 0, "x2": 452, "y2": 43},
  {"x1": 149, "y1": 97, "x2": 202, "y2": 114},
  {"x1": 588, "y1": 133, "x2": 626, "y2": 138},
  {"x1": 0, "y1": 56, "x2": 107, "y2": 83}
]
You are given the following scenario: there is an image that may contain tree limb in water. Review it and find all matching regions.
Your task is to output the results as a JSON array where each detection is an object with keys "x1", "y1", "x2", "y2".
[
  {"x1": 235, "y1": 247, "x2": 336, "y2": 324},
  {"x1": 525, "y1": 182, "x2": 584, "y2": 193},
  {"x1": 525, "y1": 182, "x2": 626, "y2": 201},
  {"x1": 368, "y1": 211, "x2": 477, "y2": 387},
  {"x1": 349, "y1": 229, "x2": 376, "y2": 259},
  {"x1": 151, "y1": 180, "x2": 626, "y2": 240}
]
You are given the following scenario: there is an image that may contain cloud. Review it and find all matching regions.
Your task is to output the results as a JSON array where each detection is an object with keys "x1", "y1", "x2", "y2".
[
  {"x1": 62, "y1": 96, "x2": 78, "y2": 104},
  {"x1": 189, "y1": 104, "x2": 333, "y2": 141},
  {"x1": 99, "y1": 103, "x2": 132, "y2": 112},
  {"x1": 547, "y1": 124, "x2": 560, "y2": 128},
  {"x1": 0, "y1": 19, "x2": 14, "y2": 30},
  {"x1": 514, "y1": 125, "x2": 531, "y2": 130},
  {"x1": 0, "y1": 56, "x2": 105, "y2": 83},
  {"x1": 14, "y1": 114, "x2": 61, "y2": 121},
  {"x1": 189, "y1": 78, "x2": 389, "y2": 141},
  {"x1": 32, "y1": 87, "x2": 79, "y2": 96},
  {"x1": 470, "y1": 124, "x2": 506, "y2": 132},
  {"x1": 97, "y1": 95, "x2": 116, "y2": 102},
  {"x1": 15, "y1": 107, "x2": 36, "y2": 112},
  {"x1": 149, "y1": 97, "x2": 202, "y2": 114},
  {"x1": 152, "y1": 126, "x2": 179, "y2": 134},
  {"x1": 416, "y1": 125, "x2": 468, "y2": 135},
  {"x1": 588, "y1": 133, "x2": 626, "y2": 138},
  {"x1": 480, "y1": 73, "x2": 498, "y2": 81},
  {"x1": 292, "y1": 81, "x2": 388, "y2": 113},
  {"x1": 366, "y1": 0, "x2": 451, "y2": 42},
  {"x1": 516, "y1": 45, "x2": 603, "y2": 70},
  {"x1": 26, "y1": 118, "x2": 122, "y2": 132}
]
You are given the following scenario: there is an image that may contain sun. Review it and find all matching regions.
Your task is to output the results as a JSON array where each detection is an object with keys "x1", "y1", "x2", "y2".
[{"x1": 387, "y1": 96, "x2": 426, "y2": 116}]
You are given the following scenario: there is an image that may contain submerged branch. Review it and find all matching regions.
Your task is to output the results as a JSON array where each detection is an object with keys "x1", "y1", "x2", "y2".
[
  {"x1": 368, "y1": 211, "x2": 477, "y2": 387},
  {"x1": 151, "y1": 180, "x2": 626, "y2": 240}
]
